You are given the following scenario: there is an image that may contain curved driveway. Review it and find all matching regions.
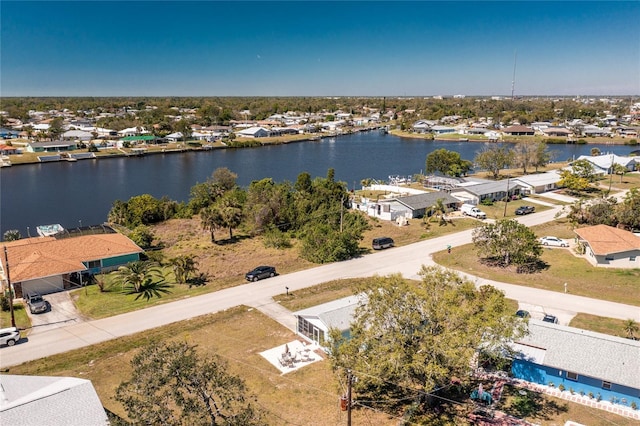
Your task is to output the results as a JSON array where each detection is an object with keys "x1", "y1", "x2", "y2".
[{"x1": 2, "y1": 206, "x2": 638, "y2": 368}]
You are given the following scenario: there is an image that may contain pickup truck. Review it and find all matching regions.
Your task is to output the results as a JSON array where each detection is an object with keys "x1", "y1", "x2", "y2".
[{"x1": 460, "y1": 204, "x2": 487, "y2": 219}]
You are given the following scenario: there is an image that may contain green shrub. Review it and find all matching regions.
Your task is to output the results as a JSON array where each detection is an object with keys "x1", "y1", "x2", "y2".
[
  {"x1": 558, "y1": 384, "x2": 565, "y2": 392},
  {"x1": 263, "y1": 227, "x2": 291, "y2": 249},
  {"x1": 576, "y1": 139, "x2": 587, "y2": 144},
  {"x1": 631, "y1": 401, "x2": 638, "y2": 410},
  {"x1": 624, "y1": 139, "x2": 638, "y2": 146},
  {"x1": 0, "y1": 294, "x2": 10, "y2": 312},
  {"x1": 588, "y1": 391, "x2": 594, "y2": 399},
  {"x1": 481, "y1": 198, "x2": 494, "y2": 206}
]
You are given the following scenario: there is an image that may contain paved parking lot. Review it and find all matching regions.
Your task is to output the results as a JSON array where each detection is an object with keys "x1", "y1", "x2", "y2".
[{"x1": 26, "y1": 291, "x2": 84, "y2": 334}]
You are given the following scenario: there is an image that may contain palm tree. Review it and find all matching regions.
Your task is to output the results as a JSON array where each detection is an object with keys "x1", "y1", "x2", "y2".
[
  {"x1": 169, "y1": 255, "x2": 198, "y2": 284},
  {"x1": 623, "y1": 319, "x2": 639, "y2": 340},
  {"x1": 115, "y1": 260, "x2": 163, "y2": 293},
  {"x1": 200, "y1": 205, "x2": 222, "y2": 243},
  {"x1": 426, "y1": 198, "x2": 448, "y2": 227}
]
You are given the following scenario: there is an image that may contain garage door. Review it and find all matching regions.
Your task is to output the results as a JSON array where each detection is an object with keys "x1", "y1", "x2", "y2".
[{"x1": 21, "y1": 276, "x2": 64, "y2": 295}]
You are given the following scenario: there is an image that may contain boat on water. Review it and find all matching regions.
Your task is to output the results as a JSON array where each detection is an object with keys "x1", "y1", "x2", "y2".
[{"x1": 36, "y1": 224, "x2": 65, "y2": 237}]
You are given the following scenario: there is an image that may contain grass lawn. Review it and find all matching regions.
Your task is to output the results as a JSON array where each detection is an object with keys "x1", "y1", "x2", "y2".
[
  {"x1": 0, "y1": 302, "x2": 30, "y2": 330},
  {"x1": 74, "y1": 215, "x2": 477, "y2": 319},
  {"x1": 474, "y1": 199, "x2": 551, "y2": 220},
  {"x1": 433, "y1": 221, "x2": 640, "y2": 306},
  {"x1": 569, "y1": 313, "x2": 637, "y2": 339},
  {"x1": 7, "y1": 306, "x2": 396, "y2": 425},
  {"x1": 499, "y1": 384, "x2": 637, "y2": 425}
]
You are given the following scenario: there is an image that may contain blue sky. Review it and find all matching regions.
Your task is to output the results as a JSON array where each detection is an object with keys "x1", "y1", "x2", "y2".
[{"x1": 2, "y1": 1, "x2": 638, "y2": 96}]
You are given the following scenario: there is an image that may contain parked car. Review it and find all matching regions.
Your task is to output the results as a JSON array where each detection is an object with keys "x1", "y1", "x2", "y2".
[
  {"x1": 0, "y1": 327, "x2": 20, "y2": 347},
  {"x1": 539, "y1": 236, "x2": 569, "y2": 247},
  {"x1": 372, "y1": 237, "x2": 394, "y2": 250},
  {"x1": 25, "y1": 292, "x2": 48, "y2": 314},
  {"x1": 245, "y1": 266, "x2": 276, "y2": 282},
  {"x1": 515, "y1": 205, "x2": 535, "y2": 215},
  {"x1": 542, "y1": 314, "x2": 559, "y2": 324},
  {"x1": 515, "y1": 310, "x2": 530, "y2": 318}
]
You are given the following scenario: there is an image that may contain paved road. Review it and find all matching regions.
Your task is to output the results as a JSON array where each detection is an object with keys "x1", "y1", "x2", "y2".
[{"x1": 2, "y1": 205, "x2": 638, "y2": 368}]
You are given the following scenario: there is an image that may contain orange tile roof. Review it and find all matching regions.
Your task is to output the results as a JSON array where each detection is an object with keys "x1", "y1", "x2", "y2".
[
  {"x1": 575, "y1": 224, "x2": 640, "y2": 255},
  {"x1": 1, "y1": 234, "x2": 142, "y2": 282}
]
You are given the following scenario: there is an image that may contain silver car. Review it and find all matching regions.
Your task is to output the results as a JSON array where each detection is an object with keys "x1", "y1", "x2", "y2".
[{"x1": 26, "y1": 292, "x2": 48, "y2": 314}]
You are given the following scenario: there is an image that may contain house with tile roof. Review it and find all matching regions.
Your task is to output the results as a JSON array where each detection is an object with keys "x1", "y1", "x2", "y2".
[
  {"x1": 0, "y1": 232, "x2": 143, "y2": 296},
  {"x1": 511, "y1": 320, "x2": 640, "y2": 409},
  {"x1": 574, "y1": 224, "x2": 640, "y2": 268},
  {"x1": 0, "y1": 375, "x2": 108, "y2": 426}
]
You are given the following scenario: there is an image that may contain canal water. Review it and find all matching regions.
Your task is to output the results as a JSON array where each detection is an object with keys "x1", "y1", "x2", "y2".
[{"x1": 0, "y1": 132, "x2": 634, "y2": 235}]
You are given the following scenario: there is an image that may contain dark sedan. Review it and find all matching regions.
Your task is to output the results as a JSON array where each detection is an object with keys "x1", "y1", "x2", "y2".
[
  {"x1": 515, "y1": 205, "x2": 535, "y2": 215},
  {"x1": 245, "y1": 266, "x2": 276, "y2": 282}
]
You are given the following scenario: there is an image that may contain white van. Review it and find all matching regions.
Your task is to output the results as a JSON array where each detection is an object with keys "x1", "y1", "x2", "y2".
[{"x1": 460, "y1": 204, "x2": 487, "y2": 219}]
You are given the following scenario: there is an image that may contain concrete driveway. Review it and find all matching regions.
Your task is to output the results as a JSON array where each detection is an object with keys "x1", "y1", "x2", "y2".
[{"x1": 25, "y1": 290, "x2": 85, "y2": 335}]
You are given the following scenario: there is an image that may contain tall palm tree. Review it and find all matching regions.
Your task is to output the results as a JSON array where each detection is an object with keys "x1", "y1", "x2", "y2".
[{"x1": 200, "y1": 205, "x2": 222, "y2": 243}]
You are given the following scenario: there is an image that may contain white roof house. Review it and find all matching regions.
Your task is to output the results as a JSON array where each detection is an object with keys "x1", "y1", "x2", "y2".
[
  {"x1": 62, "y1": 129, "x2": 93, "y2": 141},
  {"x1": 575, "y1": 154, "x2": 637, "y2": 173},
  {"x1": 511, "y1": 171, "x2": 562, "y2": 194},
  {"x1": 293, "y1": 294, "x2": 366, "y2": 345},
  {"x1": 0, "y1": 375, "x2": 109, "y2": 426},
  {"x1": 236, "y1": 126, "x2": 270, "y2": 138}
]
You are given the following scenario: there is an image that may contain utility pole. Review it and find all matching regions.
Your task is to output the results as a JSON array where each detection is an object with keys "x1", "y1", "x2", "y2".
[
  {"x1": 3, "y1": 247, "x2": 16, "y2": 328},
  {"x1": 347, "y1": 369, "x2": 353, "y2": 426},
  {"x1": 503, "y1": 177, "x2": 510, "y2": 217}
]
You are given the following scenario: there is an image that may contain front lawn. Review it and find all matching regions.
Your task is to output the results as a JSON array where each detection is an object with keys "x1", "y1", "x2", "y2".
[
  {"x1": 569, "y1": 313, "x2": 638, "y2": 339},
  {"x1": 433, "y1": 234, "x2": 640, "y2": 306}
]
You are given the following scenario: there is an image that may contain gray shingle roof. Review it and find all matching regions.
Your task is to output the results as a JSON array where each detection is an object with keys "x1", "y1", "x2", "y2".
[
  {"x1": 0, "y1": 375, "x2": 109, "y2": 426},
  {"x1": 512, "y1": 320, "x2": 640, "y2": 389},
  {"x1": 393, "y1": 191, "x2": 460, "y2": 210}
]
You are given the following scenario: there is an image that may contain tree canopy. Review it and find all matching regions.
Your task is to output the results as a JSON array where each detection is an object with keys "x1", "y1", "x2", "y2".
[
  {"x1": 116, "y1": 341, "x2": 263, "y2": 425},
  {"x1": 425, "y1": 148, "x2": 472, "y2": 177},
  {"x1": 329, "y1": 268, "x2": 525, "y2": 414},
  {"x1": 472, "y1": 219, "x2": 543, "y2": 271},
  {"x1": 474, "y1": 145, "x2": 514, "y2": 179}
]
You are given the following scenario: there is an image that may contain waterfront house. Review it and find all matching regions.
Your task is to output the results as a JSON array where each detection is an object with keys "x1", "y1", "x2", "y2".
[
  {"x1": 165, "y1": 132, "x2": 184, "y2": 142},
  {"x1": 511, "y1": 171, "x2": 562, "y2": 194},
  {"x1": 0, "y1": 144, "x2": 18, "y2": 155},
  {"x1": 574, "y1": 154, "x2": 637, "y2": 174},
  {"x1": 542, "y1": 127, "x2": 572, "y2": 137},
  {"x1": 373, "y1": 191, "x2": 461, "y2": 220},
  {"x1": 0, "y1": 230, "x2": 143, "y2": 297},
  {"x1": 574, "y1": 225, "x2": 640, "y2": 268},
  {"x1": 501, "y1": 125, "x2": 534, "y2": 136},
  {"x1": 450, "y1": 180, "x2": 527, "y2": 205},
  {"x1": 0, "y1": 128, "x2": 21, "y2": 139},
  {"x1": 236, "y1": 126, "x2": 270, "y2": 138},
  {"x1": 511, "y1": 320, "x2": 640, "y2": 409},
  {"x1": 430, "y1": 125, "x2": 456, "y2": 135},
  {"x1": 25, "y1": 140, "x2": 78, "y2": 153}
]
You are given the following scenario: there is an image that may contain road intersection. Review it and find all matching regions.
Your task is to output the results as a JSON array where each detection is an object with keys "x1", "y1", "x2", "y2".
[{"x1": 2, "y1": 204, "x2": 638, "y2": 368}]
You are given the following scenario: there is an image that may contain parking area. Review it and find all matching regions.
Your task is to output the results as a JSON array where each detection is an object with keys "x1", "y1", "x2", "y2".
[{"x1": 26, "y1": 291, "x2": 84, "y2": 334}]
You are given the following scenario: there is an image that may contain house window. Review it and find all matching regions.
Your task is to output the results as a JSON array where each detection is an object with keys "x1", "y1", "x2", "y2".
[
  {"x1": 602, "y1": 381, "x2": 612, "y2": 390},
  {"x1": 604, "y1": 256, "x2": 614, "y2": 261},
  {"x1": 631, "y1": 256, "x2": 637, "y2": 261},
  {"x1": 86, "y1": 260, "x2": 101, "y2": 269},
  {"x1": 566, "y1": 372, "x2": 578, "y2": 381}
]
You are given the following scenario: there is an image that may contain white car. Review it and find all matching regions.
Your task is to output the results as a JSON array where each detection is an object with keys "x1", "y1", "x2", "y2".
[
  {"x1": 0, "y1": 327, "x2": 20, "y2": 347},
  {"x1": 539, "y1": 236, "x2": 569, "y2": 247}
]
